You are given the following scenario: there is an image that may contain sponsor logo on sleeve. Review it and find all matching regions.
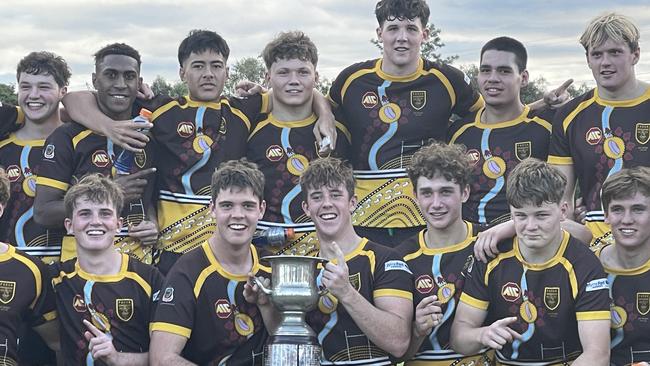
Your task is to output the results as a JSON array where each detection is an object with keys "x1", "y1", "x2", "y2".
[
  {"x1": 384, "y1": 260, "x2": 412, "y2": 274},
  {"x1": 585, "y1": 278, "x2": 609, "y2": 292},
  {"x1": 162, "y1": 287, "x2": 174, "y2": 302},
  {"x1": 44, "y1": 144, "x2": 55, "y2": 159}
]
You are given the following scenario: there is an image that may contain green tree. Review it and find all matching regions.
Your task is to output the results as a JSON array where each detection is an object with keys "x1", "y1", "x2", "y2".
[
  {"x1": 224, "y1": 57, "x2": 267, "y2": 96},
  {"x1": 316, "y1": 77, "x2": 332, "y2": 95},
  {"x1": 371, "y1": 23, "x2": 459, "y2": 65},
  {"x1": 151, "y1": 75, "x2": 188, "y2": 98},
  {"x1": 567, "y1": 82, "x2": 591, "y2": 98},
  {"x1": 0, "y1": 83, "x2": 18, "y2": 105}
]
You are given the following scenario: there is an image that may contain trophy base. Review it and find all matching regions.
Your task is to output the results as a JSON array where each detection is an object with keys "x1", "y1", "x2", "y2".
[{"x1": 265, "y1": 336, "x2": 321, "y2": 366}]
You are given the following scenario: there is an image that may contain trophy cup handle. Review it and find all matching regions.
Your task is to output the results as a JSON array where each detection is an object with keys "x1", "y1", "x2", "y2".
[{"x1": 252, "y1": 276, "x2": 273, "y2": 295}]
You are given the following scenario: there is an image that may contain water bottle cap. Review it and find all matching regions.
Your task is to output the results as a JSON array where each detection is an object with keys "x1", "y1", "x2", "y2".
[{"x1": 139, "y1": 108, "x2": 153, "y2": 119}]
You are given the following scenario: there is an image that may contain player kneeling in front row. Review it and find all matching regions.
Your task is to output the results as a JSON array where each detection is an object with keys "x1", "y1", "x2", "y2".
[
  {"x1": 53, "y1": 174, "x2": 163, "y2": 365},
  {"x1": 596, "y1": 167, "x2": 650, "y2": 366},
  {"x1": 451, "y1": 158, "x2": 611, "y2": 365},
  {"x1": 396, "y1": 141, "x2": 493, "y2": 365}
]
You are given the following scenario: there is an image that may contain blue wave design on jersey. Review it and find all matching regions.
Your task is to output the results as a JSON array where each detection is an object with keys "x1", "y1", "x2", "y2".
[
  {"x1": 477, "y1": 128, "x2": 504, "y2": 224},
  {"x1": 601, "y1": 107, "x2": 623, "y2": 179},
  {"x1": 316, "y1": 268, "x2": 337, "y2": 349},
  {"x1": 511, "y1": 270, "x2": 534, "y2": 359},
  {"x1": 15, "y1": 145, "x2": 33, "y2": 247},
  {"x1": 368, "y1": 80, "x2": 395, "y2": 170},
  {"x1": 182, "y1": 107, "x2": 210, "y2": 195},
  {"x1": 607, "y1": 274, "x2": 624, "y2": 348},
  {"x1": 428, "y1": 254, "x2": 455, "y2": 349},
  {"x1": 280, "y1": 127, "x2": 301, "y2": 223}
]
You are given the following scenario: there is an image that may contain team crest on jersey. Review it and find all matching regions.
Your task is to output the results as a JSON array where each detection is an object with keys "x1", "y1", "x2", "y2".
[
  {"x1": 585, "y1": 127, "x2": 603, "y2": 145},
  {"x1": 410, "y1": 91, "x2": 426, "y2": 110},
  {"x1": 215, "y1": 299, "x2": 232, "y2": 319},
  {"x1": 637, "y1": 292, "x2": 650, "y2": 316},
  {"x1": 162, "y1": 287, "x2": 174, "y2": 302},
  {"x1": 501, "y1": 282, "x2": 521, "y2": 302},
  {"x1": 116, "y1": 298, "x2": 134, "y2": 321},
  {"x1": 73, "y1": 294, "x2": 86, "y2": 312},
  {"x1": 5, "y1": 165, "x2": 21, "y2": 182},
  {"x1": 415, "y1": 275, "x2": 434, "y2": 294},
  {"x1": 515, "y1": 141, "x2": 532, "y2": 161},
  {"x1": 177, "y1": 122, "x2": 194, "y2": 138},
  {"x1": 133, "y1": 150, "x2": 146, "y2": 169},
  {"x1": 266, "y1": 145, "x2": 284, "y2": 162},
  {"x1": 544, "y1": 287, "x2": 560, "y2": 311},
  {"x1": 462, "y1": 255, "x2": 475, "y2": 274},
  {"x1": 218, "y1": 117, "x2": 227, "y2": 135},
  {"x1": 361, "y1": 91, "x2": 378, "y2": 109},
  {"x1": 348, "y1": 272, "x2": 361, "y2": 291},
  {"x1": 466, "y1": 149, "x2": 481, "y2": 166},
  {"x1": 44, "y1": 144, "x2": 55, "y2": 159},
  {"x1": 635, "y1": 123, "x2": 650, "y2": 144},
  {"x1": 0, "y1": 281, "x2": 15, "y2": 304},
  {"x1": 92, "y1": 150, "x2": 110, "y2": 168}
]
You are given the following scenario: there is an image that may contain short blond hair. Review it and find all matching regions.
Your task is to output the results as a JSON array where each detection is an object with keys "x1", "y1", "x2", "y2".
[
  {"x1": 64, "y1": 174, "x2": 124, "y2": 218},
  {"x1": 580, "y1": 12, "x2": 640, "y2": 52},
  {"x1": 602, "y1": 167, "x2": 650, "y2": 211}
]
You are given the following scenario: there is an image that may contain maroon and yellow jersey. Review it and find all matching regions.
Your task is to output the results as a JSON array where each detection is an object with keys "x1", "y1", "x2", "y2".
[
  {"x1": 0, "y1": 104, "x2": 23, "y2": 139},
  {"x1": 0, "y1": 245, "x2": 57, "y2": 366},
  {"x1": 461, "y1": 231, "x2": 611, "y2": 365},
  {"x1": 0, "y1": 134, "x2": 63, "y2": 259},
  {"x1": 396, "y1": 223, "x2": 491, "y2": 365},
  {"x1": 449, "y1": 106, "x2": 553, "y2": 226},
  {"x1": 548, "y1": 87, "x2": 650, "y2": 242},
  {"x1": 595, "y1": 244, "x2": 650, "y2": 365},
  {"x1": 149, "y1": 95, "x2": 268, "y2": 255},
  {"x1": 246, "y1": 113, "x2": 350, "y2": 255},
  {"x1": 52, "y1": 254, "x2": 163, "y2": 366},
  {"x1": 151, "y1": 243, "x2": 270, "y2": 365},
  {"x1": 36, "y1": 121, "x2": 157, "y2": 263},
  {"x1": 328, "y1": 58, "x2": 482, "y2": 229},
  {"x1": 308, "y1": 238, "x2": 413, "y2": 365}
]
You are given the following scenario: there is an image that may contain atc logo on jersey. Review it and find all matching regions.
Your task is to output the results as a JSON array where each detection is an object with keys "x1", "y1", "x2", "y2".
[
  {"x1": 266, "y1": 145, "x2": 284, "y2": 162},
  {"x1": 501, "y1": 282, "x2": 521, "y2": 302},
  {"x1": 116, "y1": 298, "x2": 134, "y2": 321},
  {"x1": 177, "y1": 122, "x2": 195, "y2": 138},
  {"x1": 5, "y1": 165, "x2": 21, "y2": 182},
  {"x1": 0, "y1": 281, "x2": 15, "y2": 304},
  {"x1": 586, "y1": 127, "x2": 603, "y2": 145},
  {"x1": 466, "y1": 149, "x2": 481, "y2": 166},
  {"x1": 92, "y1": 150, "x2": 110, "y2": 168},
  {"x1": 361, "y1": 91, "x2": 379, "y2": 109},
  {"x1": 415, "y1": 275, "x2": 434, "y2": 294},
  {"x1": 215, "y1": 299, "x2": 232, "y2": 319},
  {"x1": 73, "y1": 294, "x2": 86, "y2": 312}
]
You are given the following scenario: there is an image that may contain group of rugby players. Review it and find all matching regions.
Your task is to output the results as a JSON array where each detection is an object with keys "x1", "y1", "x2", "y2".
[{"x1": 0, "y1": 0, "x2": 648, "y2": 364}]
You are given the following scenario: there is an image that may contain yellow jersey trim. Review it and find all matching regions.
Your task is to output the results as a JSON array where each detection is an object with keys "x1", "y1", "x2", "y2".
[
  {"x1": 473, "y1": 106, "x2": 530, "y2": 129},
  {"x1": 598, "y1": 243, "x2": 650, "y2": 275},
  {"x1": 576, "y1": 310, "x2": 610, "y2": 321},
  {"x1": 513, "y1": 231, "x2": 570, "y2": 271},
  {"x1": 72, "y1": 130, "x2": 93, "y2": 149},
  {"x1": 150, "y1": 322, "x2": 192, "y2": 338},
  {"x1": 374, "y1": 288, "x2": 413, "y2": 300},
  {"x1": 194, "y1": 242, "x2": 261, "y2": 298},
  {"x1": 43, "y1": 310, "x2": 57, "y2": 321},
  {"x1": 562, "y1": 96, "x2": 596, "y2": 133},
  {"x1": 547, "y1": 155, "x2": 573, "y2": 165},
  {"x1": 35, "y1": 176, "x2": 70, "y2": 191},
  {"x1": 594, "y1": 87, "x2": 650, "y2": 107},
  {"x1": 341, "y1": 68, "x2": 377, "y2": 102},
  {"x1": 11, "y1": 246, "x2": 43, "y2": 309},
  {"x1": 0, "y1": 133, "x2": 46, "y2": 148},
  {"x1": 460, "y1": 292, "x2": 489, "y2": 310}
]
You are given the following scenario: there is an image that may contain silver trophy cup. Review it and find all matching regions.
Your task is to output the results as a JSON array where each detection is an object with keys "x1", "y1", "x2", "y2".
[{"x1": 254, "y1": 255, "x2": 327, "y2": 366}]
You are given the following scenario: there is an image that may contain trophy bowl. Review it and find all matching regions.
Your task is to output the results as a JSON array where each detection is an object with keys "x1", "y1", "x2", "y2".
[{"x1": 254, "y1": 255, "x2": 327, "y2": 366}]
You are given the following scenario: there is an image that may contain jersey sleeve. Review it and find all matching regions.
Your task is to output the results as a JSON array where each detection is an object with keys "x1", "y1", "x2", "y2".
[
  {"x1": 459, "y1": 255, "x2": 490, "y2": 310},
  {"x1": 27, "y1": 257, "x2": 57, "y2": 326},
  {"x1": 574, "y1": 252, "x2": 611, "y2": 321},
  {"x1": 133, "y1": 94, "x2": 174, "y2": 116},
  {"x1": 150, "y1": 268, "x2": 197, "y2": 339},
  {"x1": 372, "y1": 247, "x2": 413, "y2": 301},
  {"x1": 229, "y1": 93, "x2": 268, "y2": 130},
  {"x1": 332, "y1": 121, "x2": 351, "y2": 161},
  {"x1": 36, "y1": 126, "x2": 75, "y2": 192},
  {"x1": 547, "y1": 102, "x2": 575, "y2": 165},
  {"x1": 441, "y1": 64, "x2": 483, "y2": 117},
  {"x1": 0, "y1": 104, "x2": 22, "y2": 139}
]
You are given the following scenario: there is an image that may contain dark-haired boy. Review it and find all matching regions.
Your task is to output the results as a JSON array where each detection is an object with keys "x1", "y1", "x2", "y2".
[
  {"x1": 595, "y1": 167, "x2": 650, "y2": 366},
  {"x1": 396, "y1": 141, "x2": 492, "y2": 365},
  {"x1": 247, "y1": 31, "x2": 350, "y2": 256},
  {"x1": 327, "y1": 0, "x2": 482, "y2": 247},
  {"x1": 63, "y1": 30, "x2": 334, "y2": 274},
  {"x1": 53, "y1": 174, "x2": 163, "y2": 366},
  {"x1": 150, "y1": 159, "x2": 272, "y2": 365},
  {"x1": 35, "y1": 43, "x2": 158, "y2": 265},
  {"x1": 0, "y1": 168, "x2": 59, "y2": 366},
  {"x1": 298, "y1": 157, "x2": 413, "y2": 364},
  {"x1": 451, "y1": 159, "x2": 610, "y2": 365}
]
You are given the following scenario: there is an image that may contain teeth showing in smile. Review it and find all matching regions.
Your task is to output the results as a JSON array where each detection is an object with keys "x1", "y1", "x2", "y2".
[
  {"x1": 320, "y1": 213, "x2": 337, "y2": 220},
  {"x1": 27, "y1": 102, "x2": 44, "y2": 107},
  {"x1": 620, "y1": 228, "x2": 636, "y2": 234},
  {"x1": 112, "y1": 95, "x2": 127, "y2": 99},
  {"x1": 87, "y1": 230, "x2": 105, "y2": 236},
  {"x1": 229, "y1": 224, "x2": 246, "y2": 230}
]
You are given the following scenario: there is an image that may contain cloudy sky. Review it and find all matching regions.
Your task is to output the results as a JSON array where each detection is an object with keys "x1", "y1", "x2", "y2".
[{"x1": 1, "y1": 0, "x2": 648, "y2": 92}]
